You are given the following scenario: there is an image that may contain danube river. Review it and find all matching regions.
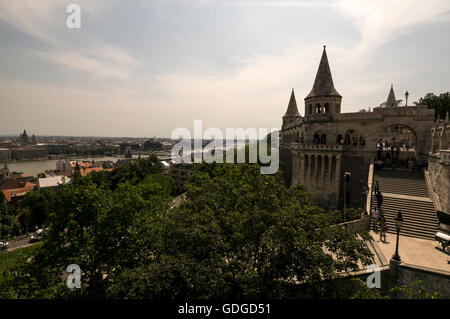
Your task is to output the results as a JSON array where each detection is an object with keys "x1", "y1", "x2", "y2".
[{"x1": 4, "y1": 156, "x2": 139, "y2": 176}]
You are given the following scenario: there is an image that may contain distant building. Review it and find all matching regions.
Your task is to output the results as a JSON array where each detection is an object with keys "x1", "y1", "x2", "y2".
[
  {"x1": 161, "y1": 141, "x2": 173, "y2": 151},
  {"x1": 47, "y1": 144, "x2": 69, "y2": 154},
  {"x1": 0, "y1": 163, "x2": 9, "y2": 183},
  {"x1": 38, "y1": 175, "x2": 71, "y2": 190},
  {"x1": 0, "y1": 148, "x2": 11, "y2": 161},
  {"x1": 7, "y1": 172, "x2": 34, "y2": 183},
  {"x1": 19, "y1": 129, "x2": 29, "y2": 145},
  {"x1": 163, "y1": 162, "x2": 193, "y2": 190},
  {"x1": 10, "y1": 146, "x2": 48, "y2": 160},
  {"x1": 120, "y1": 142, "x2": 141, "y2": 154},
  {"x1": 56, "y1": 160, "x2": 73, "y2": 175},
  {"x1": 144, "y1": 139, "x2": 163, "y2": 151},
  {"x1": 0, "y1": 178, "x2": 36, "y2": 205}
]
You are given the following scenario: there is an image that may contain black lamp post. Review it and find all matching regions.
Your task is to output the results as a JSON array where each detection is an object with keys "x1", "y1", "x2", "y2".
[
  {"x1": 362, "y1": 184, "x2": 369, "y2": 214},
  {"x1": 391, "y1": 210, "x2": 404, "y2": 262},
  {"x1": 405, "y1": 91, "x2": 409, "y2": 107}
]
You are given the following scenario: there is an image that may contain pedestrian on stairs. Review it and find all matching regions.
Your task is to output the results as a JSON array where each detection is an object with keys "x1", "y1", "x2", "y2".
[
  {"x1": 376, "y1": 191, "x2": 383, "y2": 210},
  {"x1": 372, "y1": 208, "x2": 379, "y2": 231},
  {"x1": 374, "y1": 180, "x2": 380, "y2": 194}
]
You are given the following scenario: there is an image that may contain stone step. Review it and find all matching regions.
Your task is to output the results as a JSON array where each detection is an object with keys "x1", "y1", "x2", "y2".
[{"x1": 369, "y1": 170, "x2": 438, "y2": 240}]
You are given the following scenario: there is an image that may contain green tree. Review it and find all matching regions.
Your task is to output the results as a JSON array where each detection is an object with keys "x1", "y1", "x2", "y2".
[
  {"x1": 1, "y1": 179, "x2": 171, "y2": 298},
  {"x1": 22, "y1": 189, "x2": 56, "y2": 229},
  {"x1": 417, "y1": 92, "x2": 450, "y2": 120},
  {"x1": 108, "y1": 163, "x2": 373, "y2": 299}
]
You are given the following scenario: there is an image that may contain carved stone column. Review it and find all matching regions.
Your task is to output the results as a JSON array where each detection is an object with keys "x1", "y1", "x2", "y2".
[
  {"x1": 321, "y1": 155, "x2": 326, "y2": 185},
  {"x1": 309, "y1": 154, "x2": 314, "y2": 186},
  {"x1": 328, "y1": 154, "x2": 333, "y2": 185},
  {"x1": 336, "y1": 155, "x2": 342, "y2": 187}
]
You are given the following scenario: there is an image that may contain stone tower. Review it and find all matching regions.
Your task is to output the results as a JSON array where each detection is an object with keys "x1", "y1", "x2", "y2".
[
  {"x1": 386, "y1": 84, "x2": 398, "y2": 107},
  {"x1": 304, "y1": 46, "x2": 342, "y2": 115},
  {"x1": 282, "y1": 88, "x2": 301, "y2": 125}
]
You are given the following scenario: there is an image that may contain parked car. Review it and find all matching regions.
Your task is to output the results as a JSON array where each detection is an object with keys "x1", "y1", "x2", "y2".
[
  {"x1": 29, "y1": 229, "x2": 44, "y2": 243},
  {"x1": 0, "y1": 241, "x2": 9, "y2": 251}
]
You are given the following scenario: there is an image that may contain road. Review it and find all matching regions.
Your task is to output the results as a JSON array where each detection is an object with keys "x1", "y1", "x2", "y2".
[{"x1": 1, "y1": 236, "x2": 40, "y2": 253}]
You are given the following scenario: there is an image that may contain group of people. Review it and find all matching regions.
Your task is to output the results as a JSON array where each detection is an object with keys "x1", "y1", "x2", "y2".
[
  {"x1": 377, "y1": 138, "x2": 415, "y2": 152},
  {"x1": 372, "y1": 181, "x2": 388, "y2": 241},
  {"x1": 374, "y1": 144, "x2": 428, "y2": 173},
  {"x1": 371, "y1": 207, "x2": 388, "y2": 242}
]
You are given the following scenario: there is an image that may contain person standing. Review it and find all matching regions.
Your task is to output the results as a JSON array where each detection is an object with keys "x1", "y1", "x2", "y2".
[
  {"x1": 374, "y1": 180, "x2": 380, "y2": 194},
  {"x1": 376, "y1": 191, "x2": 383, "y2": 210},
  {"x1": 372, "y1": 208, "x2": 379, "y2": 231}
]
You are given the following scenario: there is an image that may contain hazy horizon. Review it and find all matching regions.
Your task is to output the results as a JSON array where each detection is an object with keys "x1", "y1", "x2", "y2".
[{"x1": 1, "y1": 0, "x2": 450, "y2": 137}]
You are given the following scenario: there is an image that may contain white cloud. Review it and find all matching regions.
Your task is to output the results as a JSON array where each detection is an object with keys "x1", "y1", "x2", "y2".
[
  {"x1": 1, "y1": 0, "x2": 449, "y2": 136},
  {"x1": 335, "y1": 0, "x2": 450, "y2": 55},
  {"x1": 35, "y1": 49, "x2": 137, "y2": 80},
  {"x1": 0, "y1": 0, "x2": 139, "y2": 80}
]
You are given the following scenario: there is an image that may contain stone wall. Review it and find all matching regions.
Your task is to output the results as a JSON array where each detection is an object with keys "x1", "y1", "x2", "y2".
[
  {"x1": 427, "y1": 152, "x2": 450, "y2": 213},
  {"x1": 339, "y1": 215, "x2": 370, "y2": 233},
  {"x1": 391, "y1": 263, "x2": 450, "y2": 298}
]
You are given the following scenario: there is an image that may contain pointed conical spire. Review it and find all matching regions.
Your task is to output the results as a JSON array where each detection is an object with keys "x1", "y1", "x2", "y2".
[
  {"x1": 386, "y1": 84, "x2": 397, "y2": 107},
  {"x1": 283, "y1": 88, "x2": 300, "y2": 118},
  {"x1": 306, "y1": 46, "x2": 341, "y2": 99}
]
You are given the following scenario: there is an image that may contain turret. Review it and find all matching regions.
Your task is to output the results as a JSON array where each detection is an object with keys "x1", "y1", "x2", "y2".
[
  {"x1": 282, "y1": 88, "x2": 301, "y2": 125},
  {"x1": 386, "y1": 84, "x2": 399, "y2": 107},
  {"x1": 304, "y1": 46, "x2": 342, "y2": 115}
]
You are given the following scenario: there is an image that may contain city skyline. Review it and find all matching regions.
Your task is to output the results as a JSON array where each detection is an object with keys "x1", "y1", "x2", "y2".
[{"x1": 1, "y1": 0, "x2": 450, "y2": 137}]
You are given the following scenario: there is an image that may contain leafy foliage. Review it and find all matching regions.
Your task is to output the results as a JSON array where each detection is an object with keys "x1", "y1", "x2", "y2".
[
  {"x1": 108, "y1": 163, "x2": 373, "y2": 299},
  {"x1": 1, "y1": 161, "x2": 374, "y2": 299},
  {"x1": 417, "y1": 92, "x2": 450, "y2": 120}
]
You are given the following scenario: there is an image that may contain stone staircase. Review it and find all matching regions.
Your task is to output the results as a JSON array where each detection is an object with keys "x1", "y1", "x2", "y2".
[{"x1": 370, "y1": 170, "x2": 438, "y2": 240}]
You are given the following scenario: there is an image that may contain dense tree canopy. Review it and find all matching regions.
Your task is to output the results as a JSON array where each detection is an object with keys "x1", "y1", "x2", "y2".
[
  {"x1": 1, "y1": 160, "x2": 373, "y2": 299},
  {"x1": 417, "y1": 92, "x2": 450, "y2": 120}
]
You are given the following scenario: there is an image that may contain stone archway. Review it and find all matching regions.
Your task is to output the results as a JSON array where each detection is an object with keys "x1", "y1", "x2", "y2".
[{"x1": 375, "y1": 124, "x2": 418, "y2": 164}]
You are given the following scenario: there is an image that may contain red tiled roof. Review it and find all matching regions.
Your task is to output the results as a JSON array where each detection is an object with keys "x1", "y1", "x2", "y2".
[
  {"x1": 1, "y1": 182, "x2": 36, "y2": 202},
  {"x1": 74, "y1": 167, "x2": 109, "y2": 177},
  {"x1": 0, "y1": 178, "x2": 23, "y2": 190}
]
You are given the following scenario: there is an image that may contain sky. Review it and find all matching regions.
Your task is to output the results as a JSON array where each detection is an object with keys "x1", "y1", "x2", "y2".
[{"x1": 0, "y1": 0, "x2": 449, "y2": 137}]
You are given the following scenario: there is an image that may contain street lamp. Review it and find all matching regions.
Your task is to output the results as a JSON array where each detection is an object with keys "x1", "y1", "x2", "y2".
[
  {"x1": 391, "y1": 210, "x2": 404, "y2": 262},
  {"x1": 405, "y1": 91, "x2": 409, "y2": 107}
]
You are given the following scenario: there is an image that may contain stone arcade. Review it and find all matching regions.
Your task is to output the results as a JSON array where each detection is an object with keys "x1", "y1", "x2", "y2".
[{"x1": 280, "y1": 46, "x2": 435, "y2": 209}]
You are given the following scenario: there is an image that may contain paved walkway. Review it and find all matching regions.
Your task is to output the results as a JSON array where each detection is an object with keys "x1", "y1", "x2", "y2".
[{"x1": 370, "y1": 230, "x2": 450, "y2": 272}]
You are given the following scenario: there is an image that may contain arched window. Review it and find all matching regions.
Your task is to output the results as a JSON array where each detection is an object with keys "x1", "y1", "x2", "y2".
[
  {"x1": 324, "y1": 103, "x2": 330, "y2": 114},
  {"x1": 359, "y1": 136, "x2": 365, "y2": 146},
  {"x1": 315, "y1": 104, "x2": 321, "y2": 114}
]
